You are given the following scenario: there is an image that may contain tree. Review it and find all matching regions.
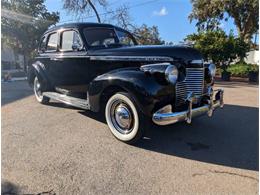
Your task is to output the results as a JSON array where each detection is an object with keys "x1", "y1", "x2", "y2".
[
  {"x1": 62, "y1": 1, "x2": 164, "y2": 45},
  {"x1": 189, "y1": 0, "x2": 259, "y2": 43},
  {"x1": 63, "y1": 0, "x2": 107, "y2": 23},
  {"x1": 108, "y1": 6, "x2": 164, "y2": 45},
  {"x1": 2, "y1": 0, "x2": 59, "y2": 68},
  {"x1": 108, "y1": 5, "x2": 135, "y2": 31},
  {"x1": 185, "y1": 30, "x2": 250, "y2": 66},
  {"x1": 63, "y1": 1, "x2": 135, "y2": 30},
  {"x1": 133, "y1": 24, "x2": 165, "y2": 45},
  {"x1": 164, "y1": 41, "x2": 174, "y2": 46}
]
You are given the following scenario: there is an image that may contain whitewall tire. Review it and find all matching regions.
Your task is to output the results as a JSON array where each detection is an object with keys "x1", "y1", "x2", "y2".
[
  {"x1": 33, "y1": 77, "x2": 49, "y2": 104},
  {"x1": 105, "y1": 92, "x2": 145, "y2": 143}
]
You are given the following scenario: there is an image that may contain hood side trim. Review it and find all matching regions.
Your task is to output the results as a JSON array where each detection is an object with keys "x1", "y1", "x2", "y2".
[{"x1": 89, "y1": 56, "x2": 173, "y2": 62}]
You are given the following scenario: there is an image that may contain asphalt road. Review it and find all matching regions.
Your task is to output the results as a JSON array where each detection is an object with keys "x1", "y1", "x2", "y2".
[{"x1": 2, "y1": 80, "x2": 259, "y2": 194}]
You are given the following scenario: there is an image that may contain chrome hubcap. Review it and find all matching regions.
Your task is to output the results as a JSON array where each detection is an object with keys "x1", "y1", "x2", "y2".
[
  {"x1": 110, "y1": 101, "x2": 133, "y2": 134},
  {"x1": 115, "y1": 105, "x2": 131, "y2": 129}
]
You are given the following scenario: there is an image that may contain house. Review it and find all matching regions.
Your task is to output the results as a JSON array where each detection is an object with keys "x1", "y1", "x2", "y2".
[
  {"x1": 245, "y1": 50, "x2": 259, "y2": 65},
  {"x1": 1, "y1": 42, "x2": 25, "y2": 71}
]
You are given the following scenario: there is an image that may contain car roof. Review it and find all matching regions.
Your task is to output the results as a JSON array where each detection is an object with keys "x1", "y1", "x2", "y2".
[{"x1": 45, "y1": 22, "x2": 120, "y2": 34}]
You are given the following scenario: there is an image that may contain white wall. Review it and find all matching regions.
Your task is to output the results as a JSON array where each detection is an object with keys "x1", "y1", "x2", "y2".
[{"x1": 245, "y1": 50, "x2": 259, "y2": 65}]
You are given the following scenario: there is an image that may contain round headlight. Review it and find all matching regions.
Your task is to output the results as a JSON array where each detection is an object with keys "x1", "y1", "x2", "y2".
[
  {"x1": 165, "y1": 65, "x2": 178, "y2": 84},
  {"x1": 208, "y1": 63, "x2": 216, "y2": 77}
]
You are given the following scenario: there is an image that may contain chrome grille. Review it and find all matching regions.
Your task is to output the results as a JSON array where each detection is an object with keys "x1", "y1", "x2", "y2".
[{"x1": 176, "y1": 68, "x2": 204, "y2": 106}]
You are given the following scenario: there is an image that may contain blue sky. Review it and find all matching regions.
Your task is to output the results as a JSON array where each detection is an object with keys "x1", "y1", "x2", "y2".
[{"x1": 45, "y1": 0, "x2": 239, "y2": 43}]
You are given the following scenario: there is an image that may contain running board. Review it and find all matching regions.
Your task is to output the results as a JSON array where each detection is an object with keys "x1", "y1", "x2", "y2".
[{"x1": 43, "y1": 92, "x2": 90, "y2": 110}]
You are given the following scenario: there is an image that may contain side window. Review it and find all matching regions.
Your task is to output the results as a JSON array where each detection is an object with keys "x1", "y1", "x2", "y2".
[
  {"x1": 46, "y1": 32, "x2": 58, "y2": 51},
  {"x1": 39, "y1": 36, "x2": 47, "y2": 52},
  {"x1": 61, "y1": 30, "x2": 82, "y2": 51},
  {"x1": 116, "y1": 30, "x2": 135, "y2": 46}
]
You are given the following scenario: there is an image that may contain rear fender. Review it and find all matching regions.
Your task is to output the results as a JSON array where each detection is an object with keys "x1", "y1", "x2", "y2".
[{"x1": 28, "y1": 61, "x2": 52, "y2": 90}]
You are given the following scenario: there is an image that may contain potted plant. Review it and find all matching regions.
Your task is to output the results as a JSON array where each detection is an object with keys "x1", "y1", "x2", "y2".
[{"x1": 248, "y1": 64, "x2": 259, "y2": 82}]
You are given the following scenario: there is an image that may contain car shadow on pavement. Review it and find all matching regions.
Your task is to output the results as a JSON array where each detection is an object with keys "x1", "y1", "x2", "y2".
[
  {"x1": 79, "y1": 110, "x2": 107, "y2": 123},
  {"x1": 1, "y1": 180, "x2": 20, "y2": 195},
  {"x1": 1, "y1": 81, "x2": 33, "y2": 106},
  {"x1": 1, "y1": 180, "x2": 56, "y2": 195},
  {"x1": 80, "y1": 104, "x2": 259, "y2": 171}
]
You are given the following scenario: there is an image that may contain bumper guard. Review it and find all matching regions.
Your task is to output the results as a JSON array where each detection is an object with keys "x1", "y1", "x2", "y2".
[{"x1": 152, "y1": 88, "x2": 224, "y2": 125}]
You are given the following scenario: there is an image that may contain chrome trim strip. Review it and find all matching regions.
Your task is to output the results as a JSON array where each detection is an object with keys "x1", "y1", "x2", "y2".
[
  {"x1": 55, "y1": 55, "x2": 88, "y2": 59},
  {"x1": 191, "y1": 59, "x2": 204, "y2": 64},
  {"x1": 153, "y1": 88, "x2": 224, "y2": 125},
  {"x1": 36, "y1": 55, "x2": 89, "y2": 59},
  {"x1": 35, "y1": 55, "x2": 173, "y2": 61},
  {"x1": 140, "y1": 62, "x2": 171, "y2": 74},
  {"x1": 43, "y1": 92, "x2": 90, "y2": 110},
  {"x1": 89, "y1": 56, "x2": 173, "y2": 62}
]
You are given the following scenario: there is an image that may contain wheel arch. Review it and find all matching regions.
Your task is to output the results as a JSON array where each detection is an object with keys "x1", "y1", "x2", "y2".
[
  {"x1": 27, "y1": 61, "x2": 52, "y2": 90},
  {"x1": 99, "y1": 85, "x2": 127, "y2": 109}
]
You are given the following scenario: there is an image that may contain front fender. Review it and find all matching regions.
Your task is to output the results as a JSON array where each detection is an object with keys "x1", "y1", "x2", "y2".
[{"x1": 88, "y1": 68, "x2": 174, "y2": 116}]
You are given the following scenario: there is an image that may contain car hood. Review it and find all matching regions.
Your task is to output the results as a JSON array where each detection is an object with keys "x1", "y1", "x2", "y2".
[{"x1": 88, "y1": 45, "x2": 203, "y2": 63}]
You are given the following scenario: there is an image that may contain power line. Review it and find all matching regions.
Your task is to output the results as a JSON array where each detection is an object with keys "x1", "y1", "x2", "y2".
[{"x1": 58, "y1": 0, "x2": 159, "y2": 24}]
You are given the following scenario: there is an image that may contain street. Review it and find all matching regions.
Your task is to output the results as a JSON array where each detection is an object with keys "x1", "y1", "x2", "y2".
[{"x1": 2, "y1": 80, "x2": 259, "y2": 194}]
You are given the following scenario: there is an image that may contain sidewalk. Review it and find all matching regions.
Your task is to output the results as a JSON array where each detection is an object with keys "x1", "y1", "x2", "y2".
[
  {"x1": 2, "y1": 69, "x2": 27, "y2": 82},
  {"x1": 215, "y1": 75, "x2": 258, "y2": 84}
]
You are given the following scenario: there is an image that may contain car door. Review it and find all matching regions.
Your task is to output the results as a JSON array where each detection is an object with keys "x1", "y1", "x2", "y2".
[
  {"x1": 56, "y1": 29, "x2": 90, "y2": 89},
  {"x1": 42, "y1": 31, "x2": 61, "y2": 86},
  {"x1": 36, "y1": 31, "x2": 60, "y2": 87}
]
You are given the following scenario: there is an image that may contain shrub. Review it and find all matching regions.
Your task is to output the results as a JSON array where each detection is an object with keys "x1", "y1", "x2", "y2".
[
  {"x1": 247, "y1": 64, "x2": 259, "y2": 73},
  {"x1": 227, "y1": 62, "x2": 248, "y2": 77},
  {"x1": 227, "y1": 62, "x2": 259, "y2": 77}
]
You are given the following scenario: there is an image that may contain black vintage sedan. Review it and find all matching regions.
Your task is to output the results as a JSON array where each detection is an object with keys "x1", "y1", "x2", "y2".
[{"x1": 27, "y1": 22, "x2": 224, "y2": 143}]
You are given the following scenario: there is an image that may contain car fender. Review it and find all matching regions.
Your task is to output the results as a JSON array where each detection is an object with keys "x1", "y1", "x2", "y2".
[
  {"x1": 88, "y1": 67, "x2": 174, "y2": 116},
  {"x1": 27, "y1": 61, "x2": 52, "y2": 90}
]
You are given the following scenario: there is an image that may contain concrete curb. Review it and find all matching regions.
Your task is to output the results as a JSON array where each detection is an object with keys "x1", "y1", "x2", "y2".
[{"x1": 2, "y1": 77, "x2": 27, "y2": 83}]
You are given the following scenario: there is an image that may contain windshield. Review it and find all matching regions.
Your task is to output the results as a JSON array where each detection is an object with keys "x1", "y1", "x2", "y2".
[{"x1": 83, "y1": 27, "x2": 136, "y2": 48}]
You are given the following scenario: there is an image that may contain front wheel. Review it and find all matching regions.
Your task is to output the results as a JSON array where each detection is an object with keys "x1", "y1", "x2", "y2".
[
  {"x1": 105, "y1": 92, "x2": 146, "y2": 144},
  {"x1": 33, "y1": 76, "x2": 50, "y2": 104}
]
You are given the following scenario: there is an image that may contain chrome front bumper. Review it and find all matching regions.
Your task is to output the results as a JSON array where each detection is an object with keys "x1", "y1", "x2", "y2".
[{"x1": 152, "y1": 88, "x2": 224, "y2": 126}]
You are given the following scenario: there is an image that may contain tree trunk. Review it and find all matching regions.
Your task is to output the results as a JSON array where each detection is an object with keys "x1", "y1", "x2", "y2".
[
  {"x1": 86, "y1": 0, "x2": 101, "y2": 23},
  {"x1": 238, "y1": 31, "x2": 252, "y2": 44},
  {"x1": 23, "y1": 51, "x2": 29, "y2": 72},
  {"x1": 234, "y1": 12, "x2": 254, "y2": 44}
]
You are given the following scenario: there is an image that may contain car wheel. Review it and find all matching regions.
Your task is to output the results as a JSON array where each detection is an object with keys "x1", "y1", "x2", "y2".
[
  {"x1": 33, "y1": 76, "x2": 49, "y2": 104},
  {"x1": 105, "y1": 92, "x2": 146, "y2": 144}
]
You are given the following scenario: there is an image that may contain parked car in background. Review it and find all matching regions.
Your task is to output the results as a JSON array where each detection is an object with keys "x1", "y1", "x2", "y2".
[{"x1": 27, "y1": 22, "x2": 224, "y2": 143}]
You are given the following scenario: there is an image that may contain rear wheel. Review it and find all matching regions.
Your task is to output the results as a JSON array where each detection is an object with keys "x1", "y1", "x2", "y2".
[
  {"x1": 105, "y1": 92, "x2": 146, "y2": 144},
  {"x1": 33, "y1": 76, "x2": 49, "y2": 104}
]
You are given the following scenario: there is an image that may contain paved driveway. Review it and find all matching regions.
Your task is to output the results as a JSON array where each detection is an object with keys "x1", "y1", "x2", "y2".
[{"x1": 2, "y1": 81, "x2": 259, "y2": 194}]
